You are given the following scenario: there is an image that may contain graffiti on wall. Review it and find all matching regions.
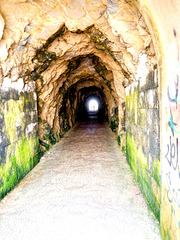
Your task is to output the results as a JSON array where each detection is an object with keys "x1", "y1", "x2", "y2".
[{"x1": 165, "y1": 60, "x2": 180, "y2": 228}]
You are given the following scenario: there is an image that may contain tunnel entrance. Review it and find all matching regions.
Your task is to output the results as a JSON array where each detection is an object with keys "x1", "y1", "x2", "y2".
[
  {"x1": 1, "y1": 0, "x2": 180, "y2": 238},
  {"x1": 76, "y1": 86, "x2": 108, "y2": 123},
  {"x1": 0, "y1": 1, "x2": 160, "y2": 226},
  {"x1": 88, "y1": 98, "x2": 99, "y2": 112},
  {"x1": 81, "y1": 95, "x2": 100, "y2": 120},
  {"x1": 83, "y1": 95, "x2": 102, "y2": 121}
]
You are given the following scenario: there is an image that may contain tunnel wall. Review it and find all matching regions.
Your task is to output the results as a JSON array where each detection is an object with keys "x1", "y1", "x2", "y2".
[
  {"x1": 0, "y1": 84, "x2": 39, "y2": 200},
  {"x1": 135, "y1": 0, "x2": 180, "y2": 238},
  {"x1": 160, "y1": 24, "x2": 180, "y2": 240},
  {"x1": 126, "y1": 67, "x2": 160, "y2": 219},
  {"x1": 0, "y1": 0, "x2": 179, "y2": 239}
]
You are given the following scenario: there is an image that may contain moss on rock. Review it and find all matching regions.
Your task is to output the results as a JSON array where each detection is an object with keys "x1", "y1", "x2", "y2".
[
  {"x1": 151, "y1": 159, "x2": 160, "y2": 187},
  {"x1": 110, "y1": 107, "x2": 119, "y2": 133},
  {"x1": 126, "y1": 132, "x2": 160, "y2": 220},
  {"x1": 0, "y1": 89, "x2": 39, "y2": 200},
  {"x1": 0, "y1": 136, "x2": 39, "y2": 200}
]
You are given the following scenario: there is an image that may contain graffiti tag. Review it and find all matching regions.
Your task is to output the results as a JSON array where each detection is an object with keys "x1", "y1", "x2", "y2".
[{"x1": 165, "y1": 61, "x2": 180, "y2": 230}]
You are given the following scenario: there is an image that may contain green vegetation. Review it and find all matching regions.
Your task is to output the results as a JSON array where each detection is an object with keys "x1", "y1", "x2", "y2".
[
  {"x1": 126, "y1": 133, "x2": 160, "y2": 221},
  {"x1": 121, "y1": 146, "x2": 126, "y2": 153},
  {"x1": 0, "y1": 136, "x2": 39, "y2": 200},
  {"x1": 0, "y1": 91, "x2": 40, "y2": 200},
  {"x1": 110, "y1": 108, "x2": 119, "y2": 133},
  {"x1": 42, "y1": 124, "x2": 57, "y2": 146},
  {"x1": 151, "y1": 159, "x2": 160, "y2": 187},
  {"x1": 117, "y1": 135, "x2": 121, "y2": 146},
  {"x1": 117, "y1": 132, "x2": 126, "y2": 153}
]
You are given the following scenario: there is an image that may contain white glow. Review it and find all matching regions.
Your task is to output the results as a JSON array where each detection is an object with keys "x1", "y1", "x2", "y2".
[{"x1": 88, "y1": 99, "x2": 98, "y2": 111}]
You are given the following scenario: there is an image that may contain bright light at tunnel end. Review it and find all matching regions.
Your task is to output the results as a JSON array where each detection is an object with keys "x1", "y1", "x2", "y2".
[{"x1": 88, "y1": 99, "x2": 99, "y2": 112}]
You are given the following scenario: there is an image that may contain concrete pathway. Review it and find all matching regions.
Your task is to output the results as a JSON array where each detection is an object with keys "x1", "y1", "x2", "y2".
[{"x1": 0, "y1": 121, "x2": 161, "y2": 240}]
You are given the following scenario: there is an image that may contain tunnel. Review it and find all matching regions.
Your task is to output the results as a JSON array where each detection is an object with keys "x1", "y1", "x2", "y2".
[
  {"x1": 0, "y1": 0, "x2": 180, "y2": 239},
  {"x1": 76, "y1": 86, "x2": 108, "y2": 122}
]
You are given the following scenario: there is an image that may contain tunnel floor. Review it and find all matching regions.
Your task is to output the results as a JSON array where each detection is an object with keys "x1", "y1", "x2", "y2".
[{"x1": 0, "y1": 122, "x2": 161, "y2": 240}]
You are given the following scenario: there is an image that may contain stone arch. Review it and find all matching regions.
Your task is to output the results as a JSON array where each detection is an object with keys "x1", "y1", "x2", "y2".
[
  {"x1": 0, "y1": 1, "x2": 179, "y2": 239},
  {"x1": 133, "y1": 2, "x2": 180, "y2": 239}
]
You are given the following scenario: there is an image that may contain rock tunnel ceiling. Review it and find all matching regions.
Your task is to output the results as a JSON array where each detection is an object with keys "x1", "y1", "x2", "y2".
[
  {"x1": 0, "y1": 0, "x2": 156, "y2": 150},
  {"x1": 1, "y1": 1, "x2": 180, "y2": 239},
  {"x1": 0, "y1": 0, "x2": 160, "y2": 217}
]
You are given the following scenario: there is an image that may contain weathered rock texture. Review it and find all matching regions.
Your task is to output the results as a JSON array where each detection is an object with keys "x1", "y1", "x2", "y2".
[
  {"x1": 0, "y1": 0, "x2": 164, "y2": 237},
  {"x1": 0, "y1": 0, "x2": 157, "y2": 207},
  {"x1": 0, "y1": 84, "x2": 39, "y2": 199},
  {"x1": 126, "y1": 65, "x2": 160, "y2": 219}
]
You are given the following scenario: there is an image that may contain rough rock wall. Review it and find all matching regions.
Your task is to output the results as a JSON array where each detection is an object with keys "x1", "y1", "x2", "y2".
[
  {"x1": 125, "y1": 54, "x2": 160, "y2": 219},
  {"x1": 0, "y1": 0, "x2": 153, "y2": 144},
  {"x1": 0, "y1": 83, "x2": 39, "y2": 199},
  {"x1": 134, "y1": 0, "x2": 180, "y2": 238},
  {"x1": 33, "y1": 29, "x2": 120, "y2": 151},
  {"x1": 0, "y1": 0, "x2": 180, "y2": 239},
  {"x1": 0, "y1": 0, "x2": 157, "y2": 217}
]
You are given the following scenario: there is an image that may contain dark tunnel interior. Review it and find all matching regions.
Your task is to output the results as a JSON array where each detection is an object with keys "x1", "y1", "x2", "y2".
[{"x1": 76, "y1": 86, "x2": 108, "y2": 123}]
